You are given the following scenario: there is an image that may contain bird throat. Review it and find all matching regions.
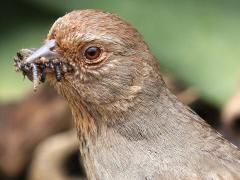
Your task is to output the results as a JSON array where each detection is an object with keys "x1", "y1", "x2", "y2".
[{"x1": 66, "y1": 96, "x2": 99, "y2": 178}]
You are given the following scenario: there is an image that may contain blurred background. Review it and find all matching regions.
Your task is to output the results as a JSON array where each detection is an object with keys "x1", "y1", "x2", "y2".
[{"x1": 1, "y1": 0, "x2": 240, "y2": 179}]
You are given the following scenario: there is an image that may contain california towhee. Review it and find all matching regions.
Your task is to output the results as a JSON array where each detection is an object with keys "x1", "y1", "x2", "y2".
[{"x1": 14, "y1": 9, "x2": 240, "y2": 179}]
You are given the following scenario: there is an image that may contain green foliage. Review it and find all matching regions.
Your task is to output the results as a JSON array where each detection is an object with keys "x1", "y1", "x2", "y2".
[{"x1": 1, "y1": 0, "x2": 240, "y2": 106}]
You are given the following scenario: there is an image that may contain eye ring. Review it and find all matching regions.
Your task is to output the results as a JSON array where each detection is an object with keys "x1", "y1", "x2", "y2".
[{"x1": 84, "y1": 46, "x2": 101, "y2": 60}]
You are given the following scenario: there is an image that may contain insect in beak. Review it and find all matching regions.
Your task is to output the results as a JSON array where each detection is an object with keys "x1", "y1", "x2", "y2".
[{"x1": 14, "y1": 39, "x2": 73, "y2": 91}]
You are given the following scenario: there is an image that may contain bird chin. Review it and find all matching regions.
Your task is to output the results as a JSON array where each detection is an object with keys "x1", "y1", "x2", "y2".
[{"x1": 14, "y1": 48, "x2": 73, "y2": 90}]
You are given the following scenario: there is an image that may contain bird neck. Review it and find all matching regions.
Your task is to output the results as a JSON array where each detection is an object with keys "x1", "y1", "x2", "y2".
[
  {"x1": 56, "y1": 70, "x2": 239, "y2": 179},
  {"x1": 69, "y1": 86, "x2": 193, "y2": 179},
  {"x1": 57, "y1": 63, "x2": 206, "y2": 179},
  {"x1": 60, "y1": 68, "x2": 166, "y2": 177},
  {"x1": 68, "y1": 76, "x2": 184, "y2": 179}
]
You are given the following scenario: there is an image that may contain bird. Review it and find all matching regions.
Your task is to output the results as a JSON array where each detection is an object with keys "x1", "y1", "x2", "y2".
[{"x1": 15, "y1": 9, "x2": 240, "y2": 180}]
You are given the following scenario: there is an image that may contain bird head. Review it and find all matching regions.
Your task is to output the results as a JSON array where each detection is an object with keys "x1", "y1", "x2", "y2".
[{"x1": 16, "y1": 9, "x2": 164, "y2": 120}]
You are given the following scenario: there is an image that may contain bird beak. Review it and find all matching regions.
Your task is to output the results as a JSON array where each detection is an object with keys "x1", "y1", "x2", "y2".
[{"x1": 25, "y1": 39, "x2": 59, "y2": 63}]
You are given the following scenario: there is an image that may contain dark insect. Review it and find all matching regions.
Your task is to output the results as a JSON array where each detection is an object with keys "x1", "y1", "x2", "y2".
[
  {"x1": 14, "y1": 49, "x2": 73, "y2": 90},
  {"x1": 54, "y1": 62, "x2": 62, "y2": 81},
  {"x1": 16, "y1": 52, "x2": 24, "y2": 60},
  {"x1": 40, "y1": 64, "x2": 46, "y2": 83}
]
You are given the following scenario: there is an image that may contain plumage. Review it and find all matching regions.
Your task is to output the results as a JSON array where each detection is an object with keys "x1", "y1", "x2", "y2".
[{"x1": 15, "y1": 9, "x2": 240, "y2": 180}]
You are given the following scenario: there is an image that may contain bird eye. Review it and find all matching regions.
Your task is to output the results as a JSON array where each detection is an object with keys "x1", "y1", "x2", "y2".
[{"x1": 84, "y1": 46, "x2": 101, "y2": 60}]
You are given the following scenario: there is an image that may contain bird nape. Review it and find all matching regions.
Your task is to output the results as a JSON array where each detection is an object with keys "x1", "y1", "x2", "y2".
[{"x1": 14, "y1": 9, "x2": 240, "y2": 180}]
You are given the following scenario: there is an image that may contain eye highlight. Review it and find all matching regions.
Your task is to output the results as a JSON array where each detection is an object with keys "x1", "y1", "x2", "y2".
[{"x1": 84, "y1": 46, "x2": 101, "y2": 60}]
